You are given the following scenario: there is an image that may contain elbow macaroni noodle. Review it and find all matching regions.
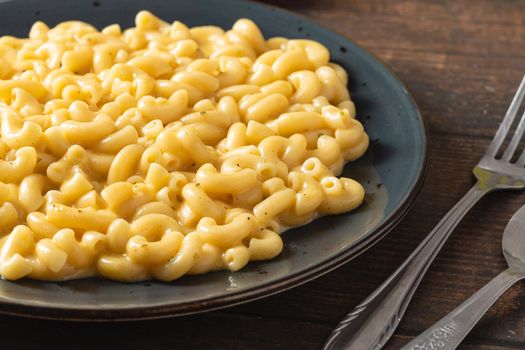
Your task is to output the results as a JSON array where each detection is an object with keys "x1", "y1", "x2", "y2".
[{"x1": 0, "y1": 11, "x2": 368, "y2": 282}]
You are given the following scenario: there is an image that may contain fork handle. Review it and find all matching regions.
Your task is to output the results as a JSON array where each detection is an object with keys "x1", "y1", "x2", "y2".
[
  {"x1": 323, "y1": 184, "x2": 488, "y2": 350},
  {"x1": 400, "y1": 269, "x2": 524, "y2": 350}
]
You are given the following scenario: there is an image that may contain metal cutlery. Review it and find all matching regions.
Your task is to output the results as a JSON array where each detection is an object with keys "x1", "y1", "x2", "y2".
[
  {"x1": 323, "y1": 75, "x2": 525, "y2": 350},
  {"x1": 401, "y1": 203, "x2": 525, "y2": 350}
]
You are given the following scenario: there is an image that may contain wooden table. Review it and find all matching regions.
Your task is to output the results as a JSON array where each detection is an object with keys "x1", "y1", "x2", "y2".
[{"x1": 4, "y1": 0, "x2": 525, "y2": 349}]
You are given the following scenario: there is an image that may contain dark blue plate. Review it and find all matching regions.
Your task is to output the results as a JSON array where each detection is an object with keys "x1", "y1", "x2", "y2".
[{"x1": 0, "y1": 0, "x2": 428, "y2": 320}]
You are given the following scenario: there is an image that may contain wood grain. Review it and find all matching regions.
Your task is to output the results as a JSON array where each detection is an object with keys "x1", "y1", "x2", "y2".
[{"x1": 4, "y1": 0, "x2": 525, "y2": 349}]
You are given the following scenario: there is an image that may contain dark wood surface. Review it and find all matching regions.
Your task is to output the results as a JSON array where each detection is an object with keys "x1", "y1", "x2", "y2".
[{"x1": 4, "y1": 0, "x2": 525, "y2": 349}]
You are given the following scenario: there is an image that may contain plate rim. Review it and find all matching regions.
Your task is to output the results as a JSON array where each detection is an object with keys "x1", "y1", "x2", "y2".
[{"x1": 0, "y1": 0, "x2": 429, "y2": 321}]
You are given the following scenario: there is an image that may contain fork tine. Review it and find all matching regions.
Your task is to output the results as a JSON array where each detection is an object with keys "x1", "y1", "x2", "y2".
[
  {"x1": 503, "y1": 108, "x2": 525, "y2": 161},
  {"x1": 515, "y1": 126, "x2": 525, "y2": 166},
  {"x1": 516, "y1": 147, "x2": 525, "y2": 166},
  {"x1": 485, "y1": 75, "x2": 525, "y2": 158}
]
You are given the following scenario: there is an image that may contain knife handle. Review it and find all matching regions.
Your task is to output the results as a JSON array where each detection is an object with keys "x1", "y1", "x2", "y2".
[{"x1": 401, "y1": 269, "x2": 523, "y2": 350}]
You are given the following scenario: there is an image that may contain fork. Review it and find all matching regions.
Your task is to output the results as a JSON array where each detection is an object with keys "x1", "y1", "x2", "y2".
[{"x1": 323, "y1": 75, "x2": 525, "y2": 350}]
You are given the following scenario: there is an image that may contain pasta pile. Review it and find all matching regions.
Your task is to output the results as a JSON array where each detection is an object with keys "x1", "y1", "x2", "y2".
[{"x1": 0, "y1": 11, "x2": 368, "y2": 281}]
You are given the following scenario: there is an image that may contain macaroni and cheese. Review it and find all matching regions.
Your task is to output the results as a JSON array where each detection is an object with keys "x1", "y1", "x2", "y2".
[{"x1": 0, "y1": 11, "x2": 369, "y2": 281}]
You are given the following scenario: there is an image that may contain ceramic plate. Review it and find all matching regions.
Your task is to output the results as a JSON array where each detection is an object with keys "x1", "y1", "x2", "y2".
[{"x1": 0, "y1": 0, "x2": 428, "y2": 320}]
